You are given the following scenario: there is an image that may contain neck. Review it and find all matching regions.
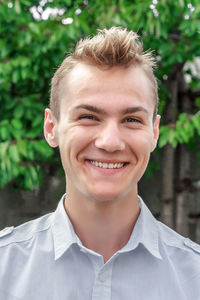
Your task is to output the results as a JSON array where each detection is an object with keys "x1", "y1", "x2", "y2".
[{"x1": 64, "y1": 189, "x2": 140, "y2": 263}]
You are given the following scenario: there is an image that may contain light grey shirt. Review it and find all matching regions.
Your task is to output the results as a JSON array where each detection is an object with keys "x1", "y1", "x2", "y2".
[{"x1": 0, "y1": 195, "x2": 200, "y2": 300}]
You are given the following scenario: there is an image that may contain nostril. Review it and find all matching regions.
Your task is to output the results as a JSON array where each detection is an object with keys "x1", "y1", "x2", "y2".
[{"x1": 94, "y1": 133, "x2": 125, "y2": 152}]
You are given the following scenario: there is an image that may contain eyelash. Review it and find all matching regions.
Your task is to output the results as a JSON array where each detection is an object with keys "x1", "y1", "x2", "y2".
[
  {"x1": 124, "y1": 117, "x2": 141, "y2": 123},
  {"x1": 79, "y1": 114, "x2": 98, "y2": 120}
]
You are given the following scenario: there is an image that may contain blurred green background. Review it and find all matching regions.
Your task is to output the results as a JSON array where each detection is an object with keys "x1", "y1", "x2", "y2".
[{"x1": 0, "y1": 0, "x2": 200, "y2": 240}]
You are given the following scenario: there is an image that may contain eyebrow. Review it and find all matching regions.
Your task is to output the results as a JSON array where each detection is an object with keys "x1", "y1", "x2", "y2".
[
  {"x1": 72, "y1": 104, "x2": 149, "y2": 115},
  {"x1": 73, "y1": 104, "x2": 106, "y2": 114},
  {"x1": 122, "y1": 106, "x2": 149, "y2": 115}
]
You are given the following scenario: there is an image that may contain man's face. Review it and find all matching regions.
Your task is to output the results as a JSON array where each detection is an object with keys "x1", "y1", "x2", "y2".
[{"x1": 44, "y1": 63, "x2": 160, "y2": 202}]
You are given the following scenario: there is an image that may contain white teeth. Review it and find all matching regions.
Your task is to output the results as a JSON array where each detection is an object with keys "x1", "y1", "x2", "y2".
[{"x1": 89, "y1": 161, "x2": 124, "y2": 169}]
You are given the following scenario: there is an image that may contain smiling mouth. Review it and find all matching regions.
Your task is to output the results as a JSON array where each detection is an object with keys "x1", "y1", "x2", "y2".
[{"x1": 88, "y1": 160, "x2": 128, "y2": 169}]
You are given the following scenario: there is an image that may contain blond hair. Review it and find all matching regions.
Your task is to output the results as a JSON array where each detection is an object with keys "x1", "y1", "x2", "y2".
[{"x1": 50, "y1": 27, "x2": 158, "y2": 120}]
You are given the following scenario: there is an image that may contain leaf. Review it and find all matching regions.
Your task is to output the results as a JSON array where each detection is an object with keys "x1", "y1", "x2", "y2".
[
  {"x1": 17, "y1": 139, "x2": 28, "y2": 157},
  {"x1": 178, "y1": 113, "x2": 187, "y2": 122},
  {"x1": 184, "y1": 120, "x2": 194, "y2": 136},
  {"x1": 12, "y1": 70, "x2": 20, "y2": 83},
  {"x1": 179, "y1": 0, "x2": 184, "y2": 7},
  {"x1": 21, "y1": 68, "x2": 29, "y2": 80},
  {"x1": 158, "y1": 126, "x2": 169, "y2": 148},
  {"x1": 0, "y1": 141, "x2": 9, "y2": 158},
  {"x1": 177, "y1": 128, "x2": 189, "y2": 143},
  {"x1": 32, "y1": 140, "x2": 54, "y2": 159},
  {"x1": 0, "y1": 126, "x2": 10, "y2": 140},
  {"x1": 12, "y1": 163, "x2": 20, "y2": 177},
  {"x1": 168, "y1": 130, "x2": 177, "y2": 147},
  {"x1": 14, "y1": 106, "x2": 24, "y2": 119},
  {"x1": 32, "y1": 115, "x2": 43, "y2": 128},
  {"x1": 29, "y1": 23, "x2": 40, "y2": 35},
  {"x1": 195, "y1": 98, "x2": 200, "y2": 107},
  {"x1": 191, "y1": 116, "x2": 200, "y2": 134},
  {"x1": 8, "y1": 144, "x2": 20, "y2": 163},
  {"x1": 25, "y1": 127, "x2": 42, "y2": 139},
  {"x1": 158, "y1": 134, "x2": 168, "y2": 148},
  {"x1": 155, "y1": 21, "x2": 161, "y2": 38},
  {"x1": 29, "y1": 165, "x2": 39, "y2": 184},
  {"x1": 27, "y1": 142, "x2": 35, "y2": 160},
  {"x1": 15, "y1": 0, "x2": 21, "y2": 14},
  {"x1": 11, "y1": 119, "x2": 23, "y2": 129},
  {"x1": 23, "y1": 165, "x2": 40, "y2": 190}
]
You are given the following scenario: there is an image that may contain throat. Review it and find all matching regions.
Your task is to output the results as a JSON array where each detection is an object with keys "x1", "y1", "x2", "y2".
[
  {"x1": 64, "y1": 188, "x2": 140, "y2": 263},
  {"x1": 70, "y1": 206, "x2": 140, "y2": 262}
]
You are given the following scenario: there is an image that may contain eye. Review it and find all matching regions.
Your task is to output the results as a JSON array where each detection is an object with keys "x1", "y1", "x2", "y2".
[
  {"x1": 79, "y1": 115, "x2": 94, "y2": 120},
  {"x1": 79, "y1": 114, "x2": 97, "y2": 120},
  {"x1": 124, "y1": 117, "x2": 141, "y2": 123}
]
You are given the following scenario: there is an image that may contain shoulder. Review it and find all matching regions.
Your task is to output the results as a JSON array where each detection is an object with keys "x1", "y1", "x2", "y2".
[
  {"x1": 157, "y1": 220, "x2": 200, "y2": 295},
  {"x1": 0, "y1": 212, "x2": 53, "y2": 249},
  {"x1": 157, "y1": 220, "x2": 200, "y2": 256}
]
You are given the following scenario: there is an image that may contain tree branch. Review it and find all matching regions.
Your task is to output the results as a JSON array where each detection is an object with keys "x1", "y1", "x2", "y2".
[
  {"x1": 190, "y1": 89, "x2": 200, "y2": 99},
  {"x1": 179, "y1": 88, "x2": 200, "y2": 100}
]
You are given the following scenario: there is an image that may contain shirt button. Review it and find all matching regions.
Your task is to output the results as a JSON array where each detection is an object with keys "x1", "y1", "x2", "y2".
[{"x1": 98, "y1": 272, "x2": 106, "y2": 282}]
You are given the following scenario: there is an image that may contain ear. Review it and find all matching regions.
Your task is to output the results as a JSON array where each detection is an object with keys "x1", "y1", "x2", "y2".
[
  {"x1": 44, "y1": 108, "x2": 58, "y2": 148},
  {"x1": 151, "y1": 115, "x2": 160, "y2": 152}
]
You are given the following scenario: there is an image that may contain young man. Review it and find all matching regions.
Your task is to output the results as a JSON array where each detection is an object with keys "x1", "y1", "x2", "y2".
[{"x1": 0, "y1": 27, "x2": 200, "y2": 299}]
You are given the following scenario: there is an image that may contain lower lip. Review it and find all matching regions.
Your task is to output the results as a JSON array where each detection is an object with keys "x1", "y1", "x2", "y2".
[{"x1": 86, "y1": 160, "x2": 128, "y2": 175}]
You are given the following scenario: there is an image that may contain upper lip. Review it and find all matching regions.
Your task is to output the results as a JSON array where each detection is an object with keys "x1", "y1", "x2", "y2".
[{"x1": 86, "y1": 159, "x2": 128, "y2": 164}]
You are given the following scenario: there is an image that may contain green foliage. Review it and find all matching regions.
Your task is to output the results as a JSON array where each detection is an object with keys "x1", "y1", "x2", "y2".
[
  {"x1": 145, "y1": 155, "x2": 160, "y2": 179},
  {"x1": 159, "y1": 113, "x2": 200, "y2": 148},
  {"x1": 0, "y1": 138, "x2": 53, "y2": 189},
  {"x1": 0, "y1": 0, "x2": 200, "y2": 189}
]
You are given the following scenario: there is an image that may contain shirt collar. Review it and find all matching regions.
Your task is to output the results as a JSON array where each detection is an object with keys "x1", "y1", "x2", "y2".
[
  {"x1": 52, "y1": 194, "x2": 163, "y2": 261},
  {"x1": 52, "y1": 194, "x2": 81, "y2": 260},
  {"x1": 120, "y1": 196, "x2": 162, "y2": 260}
]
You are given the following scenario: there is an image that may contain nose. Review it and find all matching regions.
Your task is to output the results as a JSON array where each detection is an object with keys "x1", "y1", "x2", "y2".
[{"x1": 94, "y1": 121, "x2": 125, "y2": 152}]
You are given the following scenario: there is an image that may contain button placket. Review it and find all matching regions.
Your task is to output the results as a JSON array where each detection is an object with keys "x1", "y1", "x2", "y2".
[
  {"x1": 98, "y1": 271, "x2": 107, "y2": 282},
  {"x1": 92, "y1": 260, "x2": 114, "y2": 300}
]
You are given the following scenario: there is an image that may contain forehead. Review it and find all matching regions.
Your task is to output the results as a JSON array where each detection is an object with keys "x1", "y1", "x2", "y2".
[{"x1": 59, "y1": 63, "x2": 154, "y2": 112}]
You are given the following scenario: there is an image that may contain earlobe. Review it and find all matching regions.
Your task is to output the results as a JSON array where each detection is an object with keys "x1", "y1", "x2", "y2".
[
  {"x1": 44, "y1": 108, "x2": 58, "y2": 148},
  {"x1": 151, "y1": 115, "x2": 160, "y2": 152}
]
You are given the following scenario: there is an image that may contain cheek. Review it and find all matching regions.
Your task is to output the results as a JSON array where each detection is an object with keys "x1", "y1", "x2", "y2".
[
  {"x1": 128, "y1": 131, "x2": 153, "y2": 151},
  {"x1": 59, "y1": 126, "x2": 95, "y2": 161}
]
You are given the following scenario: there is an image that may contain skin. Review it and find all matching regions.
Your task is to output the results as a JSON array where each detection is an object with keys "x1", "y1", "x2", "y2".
[{"x1": 44, "y1": 63, "x2": 160, "y2": 262}]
